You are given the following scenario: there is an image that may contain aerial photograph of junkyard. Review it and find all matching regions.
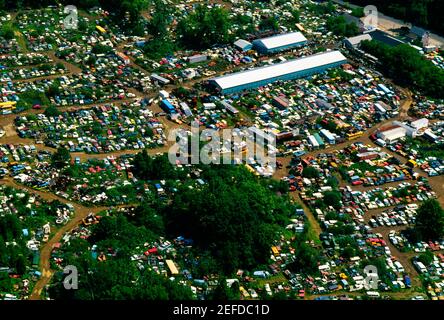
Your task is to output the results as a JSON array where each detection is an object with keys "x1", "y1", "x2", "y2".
[{"x1": 0, "y1": 0, "x2": 444, "y2": 310}]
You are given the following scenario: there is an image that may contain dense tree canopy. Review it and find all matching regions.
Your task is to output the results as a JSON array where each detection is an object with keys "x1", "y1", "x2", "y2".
[
  {"x1": 142, "y1": 38, "x2": 177, "y2": 60},
  {"x1": 210, "y1": 276, "x2": 240, "y2": 300},
  {"x1": 89, "y1": 214, "x2": 158, "y2": 254},
  {"x1": 361, "y1": 40, "x2": 444, "y2": 98},
  {"x1": 349, "y1": 0, "x2": 444, "y2": 36},
  {"x1": 48, "y1": 213, "x2": 193, "y2": 300},
  {"x1": 258, "y1": 16, "x2": 279, "y2": 32},
  {"x1": 287, "y1": 240, "x2": 322, "y2": 274},
  {"x1": 0, "y1": 0, "x2": 147, "y2": 32},
  {"x1": 414, "y1": 199, "x2": 444, "y2": 241},
  {"x1": 323, "y1": 191, "x2": 342, "y2": 210},
  {"x1": 132, "y1": 150, "x2": 179, "y2": 180},
  {"x1": 51, "y1": 147, "x2": 71, "y2": 169},
  {"x1": 176, "y1": 5, "x2": 232, "y2": 49},
  {"x1": 0, "y1": 214, "x2": 32, "y2": 276},
  {"x1": 98, "y1": 0, "x2": 148, "y2": 28},
  {"x1": 147, "y1": 0, "x2": 171, "y2": 38},
  {"x1": 417, "y1": 250, "x2": 434, "y2": 266},
  {"x1": 49, "y1": 255, "x2": 193, "y2": 300},
  {"x1": 302, "y1": 167, "x2": 320, "y2": 179},
  {"x1": 44, "y1": 106, "x2": 61, "y2": 117},
  {"x1": 163, "y1": 165, "x2": 293, "y2": 274},
  {"x1": 326, "y1": 16, "x2": 360, "y2": 37}
]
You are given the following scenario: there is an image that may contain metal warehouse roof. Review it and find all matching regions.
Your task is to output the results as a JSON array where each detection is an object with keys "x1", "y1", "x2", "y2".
[
  {"x1": 234, "y1": 39, "x2": 252, "y2": 48},
  {"x1": 345, "y1": 34, "x2": 372, "y2": 46},
  {"x1": 254, "y1": 32, "x2": 307, "y2": 50},
  {"x1": 211, "y1": 51, "x2": 347, "y2": 90}
]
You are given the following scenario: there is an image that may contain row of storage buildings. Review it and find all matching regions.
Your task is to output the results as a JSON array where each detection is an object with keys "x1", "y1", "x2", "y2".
[{"x1": 307, "y1": 129, "x2": 336, "y2": 149}]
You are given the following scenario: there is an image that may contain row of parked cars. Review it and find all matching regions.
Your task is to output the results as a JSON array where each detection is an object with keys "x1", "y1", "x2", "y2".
[{"x1": 369, "y1": 204, "x2": 419, "y2": 228}]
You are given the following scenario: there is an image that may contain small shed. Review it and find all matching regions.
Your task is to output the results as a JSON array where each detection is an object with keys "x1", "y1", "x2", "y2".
[{"x1": 234, "y1": 39, "x2": 253, "y2": 52}]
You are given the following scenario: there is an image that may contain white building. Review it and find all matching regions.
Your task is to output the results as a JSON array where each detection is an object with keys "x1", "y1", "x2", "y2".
[
  {"x1": 343, "y1": 34, "x2": 372, "y2": 48},
  {"x1": 252, "y1": 32, "x2": 307, "y2": 54},
  {"x1": 392, "y1": 118, "x2": 429, "y2": 137},
  {"x1": 378, "y1": 126, "x2": 407, "y2": 143},
  {"x1": 411, "y1": 118, "x2": 429, "y2": 130},
  {"x1": 210, "y1": 51, "x2": 347, "y2": 94}
]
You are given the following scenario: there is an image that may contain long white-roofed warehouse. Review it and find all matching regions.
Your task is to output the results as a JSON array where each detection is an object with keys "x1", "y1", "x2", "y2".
[
  {"x1": 209, "y1": 50, "x2": 347, "y2": 94},
  {"x1": 253, "y1": 31, "x2": 308, "y2": 54}
]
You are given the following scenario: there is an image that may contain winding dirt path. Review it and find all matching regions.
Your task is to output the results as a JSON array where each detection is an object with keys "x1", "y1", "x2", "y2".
[
  {"x1": 0, "y1": 177, "x2": 108, "y2": 299},
  {"x1": 272, "y1": 88, "x2": 444, "y2": 298},
  {"x1": 1, "y1": 37, "x2": 438, "y2": 301}
]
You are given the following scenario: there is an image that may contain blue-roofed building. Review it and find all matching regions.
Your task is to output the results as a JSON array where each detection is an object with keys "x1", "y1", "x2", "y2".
[
  {"x1": 320, "y1": 129, "x2": 335, "y2": 144},
  {"x1": 234, "y1": 39, "x2": 253, "y2": 52},
  {"x1": 160, "y1": 99, "x2": 176, "y2": 114}
]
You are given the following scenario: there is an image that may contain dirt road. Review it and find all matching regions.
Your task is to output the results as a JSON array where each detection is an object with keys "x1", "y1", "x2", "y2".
[
  {"x1": 0, "y1": 33, "x2": 437, "y2": 301},
  {"x1": 332, "y1": 0, "x2": 444, "y2": 48},
  {"x1": 0, "y1": 177, "x2": 105, "y2": 299},
  {"x1": 271, "y1": 88, "x2": 444, "y2": 297}
]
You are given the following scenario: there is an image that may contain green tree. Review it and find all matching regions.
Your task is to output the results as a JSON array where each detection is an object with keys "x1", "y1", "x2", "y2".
[
  {"x1": 89, "y1": 214, "x2": 157, "y2": 253},
  {"x1": 0, "y1": 24, "x2": 14, "y2": 40},
  {"x1": 130, "y1": 204, "x2": 165, "y2": 235},
  {"x1": 46, "y1": 82, "x2": 61, "y2": 97},
  {"x1": 51, "y1": 147, "x2": 71, "y2": 169},
  {"x1": 270, "y1": 291, "x2": 288, "y2": 300},
  {"x1": 176, "y1": 5, "x2": 232, "y2": 49},
  {"x1": 290, "y1": 10, "x2": 300, "y2": 24},
  {"x1": 323, "y1": 191, "x2": 342, "y2": 209},
  {"x1": 288, "y1": 242, "x2": 321, "y2": 274},
  {"x1": 91, "y1": 122, "x2": 104, "y2": 135},
  {"x1": 361, "y1": 256, "x2": 389, "y2": 282},
  {"x1": 49, "y1": 256, "x2": 193, "y2": 300},
  {"x1": 0, "y1": 272, "x2": 13, "y2": 292},
  {"x1": 259, "y1": 16, "x2": 279, "y2": 32},
  {"x1": 165, "y1": 165, "x2": 293, "y2": 274},
  {"x1": 414, "y1": 199, "x2": 444, "y2": 241},
  {"x1": 360, "y1": 40, "x2": 444, "y2": 98},
  {"x1": 211, "y1": 277, "x2": 239, "y2": 300},
  {"x1": 302, "y1": 166, "x2": 320, "y2": 179},
  {"x1": 14, "y1": 254, "x2": 27, "y2": 275},
  {"x1": 417, "y1": 251, "x2": 434, "y2": 266},
  {"x1": 132, "y1": 150, "x2": 177, "y2": 180},
  {"x1": 326, "y1": 16, "x2": 360, "y2": 37},
  {"x1": 326, "y1": 176, "x2": 339, "y2": 189},
  {"x1": 148, "y1": 0, "x2": 171, "y2": 38},
  {"x1": 142, "y1": 37, "x2": 177, "y2": 60},
  {"x1": 91, "y1": 44, "x2": 113, "y2": 55},
  {"x1": 98, "y1": 0, "x2": 148, "y2": 29},
  {"x1": 44, "y1": 105, "x2": 61, "y2": 117},
  {"x1": 0, "y1": 214, "x2": 22, "y2": 242},
  {"x1": 0, "y1": 237, "x2": 7, "y2": 265},
  {"x1": 351, "y1": 7, "x2": 365, "y2": 18}
]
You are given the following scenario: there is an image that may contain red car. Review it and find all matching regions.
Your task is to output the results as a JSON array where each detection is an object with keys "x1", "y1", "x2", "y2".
[{"x1": 32, "y1": 104, "x2": 41, "y2": 109}]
